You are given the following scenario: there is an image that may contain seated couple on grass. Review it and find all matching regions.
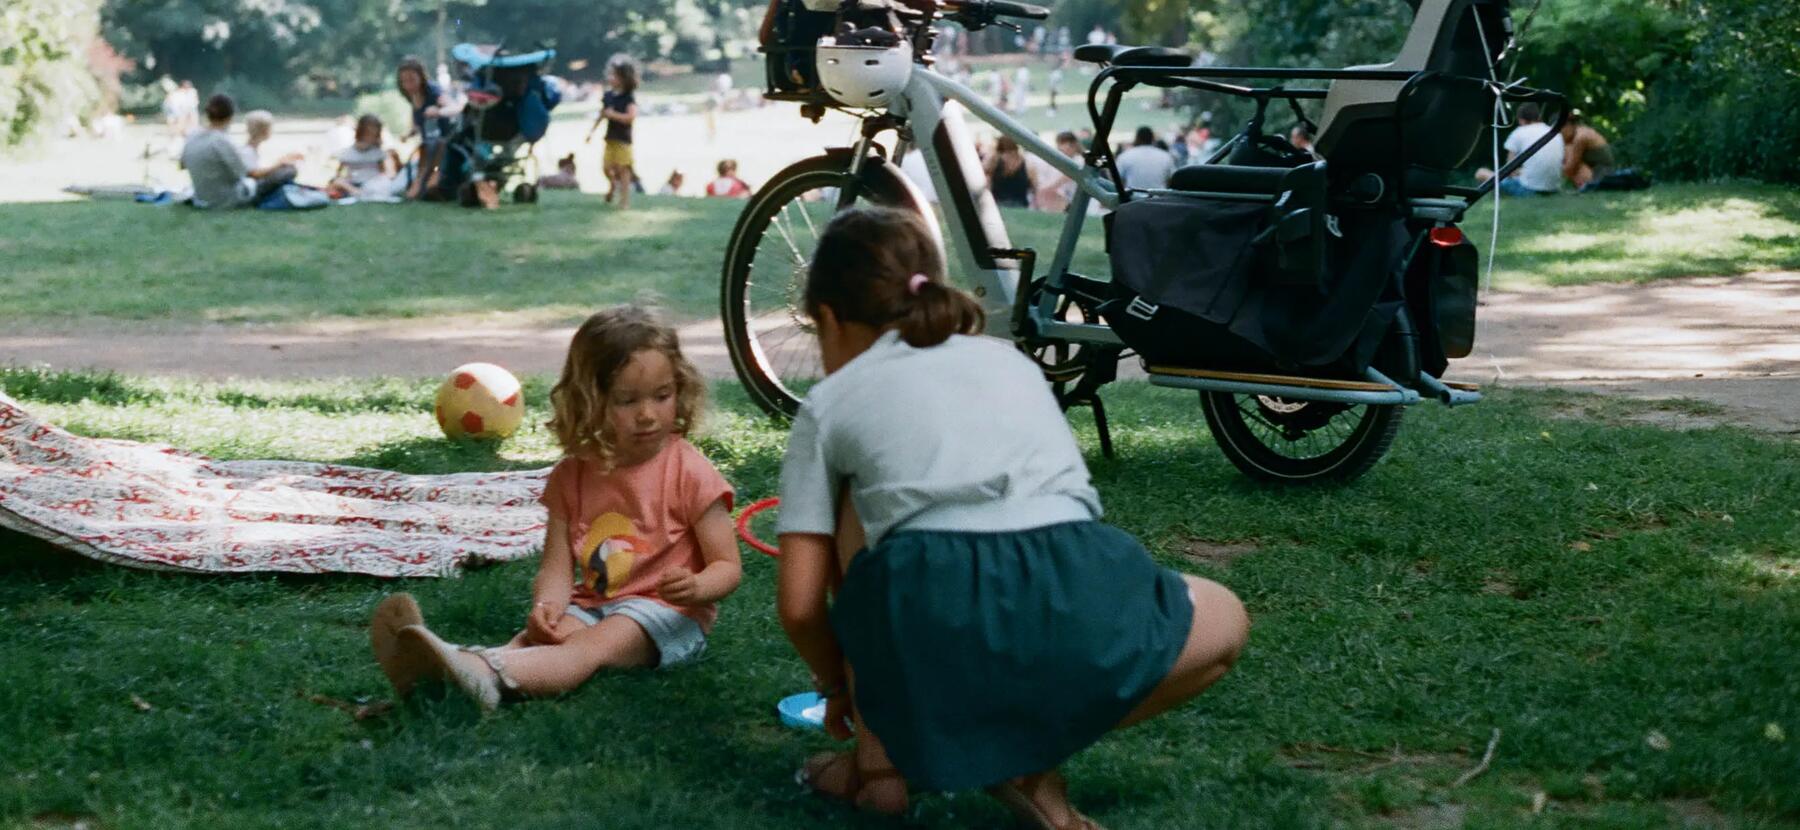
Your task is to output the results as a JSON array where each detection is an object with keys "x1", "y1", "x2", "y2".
[
  {"x1": 372, "y1": 211, "x2": 1249, "y2": 828},
  {"x1": 180, "y1": 94, "x2": 300, "y2": 210},
  {"x1": 1477, "y1": 105, "x2": 1641, "y2": 197}
]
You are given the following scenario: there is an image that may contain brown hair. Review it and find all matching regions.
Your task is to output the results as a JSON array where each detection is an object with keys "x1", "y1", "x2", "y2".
[
  {"x1": 804, "y1": 207, "x2": 984, "y2": 349},
  {"x1": 396, "y1": 57, "x2": 430, "y2": 101},
  {"x1": 608, "y1": 55, "x2": 639, "y2": 94},
  {"x1": 204, "y1": 93, "x2": 235, "y2": 123},
  {"x1": 547, "y1": 306, "x2": 705, "y2": 468},
  {"x1": 355, "y1": 113, "x2": 383, "y2": 142}
]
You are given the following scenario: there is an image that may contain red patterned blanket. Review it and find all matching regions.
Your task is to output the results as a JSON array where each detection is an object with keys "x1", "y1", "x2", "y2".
[{"x1": 0, "y1": 393, "x2": 547, "y2": 576}]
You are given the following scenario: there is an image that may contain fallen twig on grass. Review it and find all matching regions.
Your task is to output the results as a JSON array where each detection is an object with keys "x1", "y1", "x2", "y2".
[
  {"x1": 1285, "y1": 742, "x2": 1392, "y2": 760},
  {"x1": 1453, "y1": 729, "x2": 1502, "y2": 788},
  {"x1": 302, "y1": 692, "x2": 394, "y2": 721}
]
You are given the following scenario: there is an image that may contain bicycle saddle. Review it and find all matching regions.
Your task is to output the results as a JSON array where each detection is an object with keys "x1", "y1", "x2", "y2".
[{"x1": 1072, "y1": 44, "x2": 1193, "y2": 67}]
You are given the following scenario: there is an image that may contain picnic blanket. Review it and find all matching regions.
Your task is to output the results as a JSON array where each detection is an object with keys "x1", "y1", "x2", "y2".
[{"x1": 0, "y1": 392, "x2": 547, "y2": 577}]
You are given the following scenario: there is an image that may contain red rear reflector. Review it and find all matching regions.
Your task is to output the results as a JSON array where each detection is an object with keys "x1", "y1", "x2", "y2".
[{"x1": 1429, "y1": 227, "x2": 1466, "y2": 247}]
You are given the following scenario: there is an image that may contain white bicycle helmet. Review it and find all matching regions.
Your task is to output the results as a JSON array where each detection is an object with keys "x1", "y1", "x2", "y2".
[{"x1": 815, "y1": 37, "x2": 913, "y2": 109}]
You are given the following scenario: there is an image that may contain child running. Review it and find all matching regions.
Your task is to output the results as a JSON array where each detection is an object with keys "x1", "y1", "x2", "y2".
[
  {"x1": 371, "y1": 306, "x2": 739, "y2": 710},
  {"x1": 775, "y1": 208, "x2": 1250, "y2": 828},
  {"x1": 587, "y1": 55, "x2": 639, "y2": 210}
]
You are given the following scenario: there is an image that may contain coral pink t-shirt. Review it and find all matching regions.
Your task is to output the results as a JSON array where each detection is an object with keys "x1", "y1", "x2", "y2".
[{"x1": 539, "y1": 437, "x2": 733, "y2": 631}]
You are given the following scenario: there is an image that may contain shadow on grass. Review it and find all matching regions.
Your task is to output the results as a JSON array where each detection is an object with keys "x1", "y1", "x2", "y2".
[
  {"x1": 0, "y1": 367, "x2": 166, "y2": 406},
  {"x1": 336, "y1": 435, "x2": 549, "y2": 475}
]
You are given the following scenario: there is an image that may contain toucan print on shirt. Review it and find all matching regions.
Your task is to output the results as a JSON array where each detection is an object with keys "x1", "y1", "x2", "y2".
[{"x1": 578, "y1": 512, "x2": 645, "y2": 597}]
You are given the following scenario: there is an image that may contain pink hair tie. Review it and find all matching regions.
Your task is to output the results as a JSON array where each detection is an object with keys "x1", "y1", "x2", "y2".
[{"x1": 907, "y1": 273, "x2": 930, "y2": 296}]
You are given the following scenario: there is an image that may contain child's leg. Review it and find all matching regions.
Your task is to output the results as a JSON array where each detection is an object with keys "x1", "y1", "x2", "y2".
[
  {"x1": 1115, "y1": 574, "x2": 1248, "y2": 727},
  {"x1": 832, "y1": 497, "x2": 908, "y2": 814},
  {"x1": 491, "y1": 614, "x2": 657, "y2": 697},
  {"x1": 992, "y1": 578, "x2": 1246, "y2": 827},
  {"x1": 613, "y1": 166, "x2": 632, "y2": 209}
]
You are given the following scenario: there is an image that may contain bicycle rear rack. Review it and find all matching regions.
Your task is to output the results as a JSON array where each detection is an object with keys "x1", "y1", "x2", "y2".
[{"x1": 1145, "y1": 365, "x2": 1482, "y2": 407}]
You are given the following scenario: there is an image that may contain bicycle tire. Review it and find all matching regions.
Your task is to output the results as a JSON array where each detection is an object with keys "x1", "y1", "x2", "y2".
[
  {"x1": 720, "y1": 152, "x2": 925, "y2": 418},
  {"x1": 1199, "y1": 392, "x2": 1403, "y2": 484}
]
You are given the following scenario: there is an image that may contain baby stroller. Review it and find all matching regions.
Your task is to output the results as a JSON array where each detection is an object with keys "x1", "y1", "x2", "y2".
[{"x1": 436, "y1": 43, "x2": 563, "y2": 207}]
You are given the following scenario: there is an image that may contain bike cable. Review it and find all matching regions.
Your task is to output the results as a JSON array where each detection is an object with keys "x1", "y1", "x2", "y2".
[{"x1": 1473, "y1": 8, "x2": 1512, "y2": 295}]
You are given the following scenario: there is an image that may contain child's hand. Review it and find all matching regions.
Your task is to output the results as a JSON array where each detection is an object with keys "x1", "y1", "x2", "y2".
[
  {"x1": 658, "y1": 567, "x2": 702, "y2": 606},
  {"x1": 823, "y1": 691, "x2": 854, "y2": 741},
  {"x1": 526, "y1": 600, "x2": 568, "y2": 645}
]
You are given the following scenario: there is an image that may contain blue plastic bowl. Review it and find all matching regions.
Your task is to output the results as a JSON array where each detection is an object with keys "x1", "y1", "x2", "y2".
[{"x1": 777, "y1": 691, "x2": 827, "y2": 730}]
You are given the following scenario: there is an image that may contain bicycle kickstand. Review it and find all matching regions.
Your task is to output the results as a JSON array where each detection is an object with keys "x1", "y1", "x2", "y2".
[{"x1": 1057, "y1": 350, "x2": 1119, "y2": 459}]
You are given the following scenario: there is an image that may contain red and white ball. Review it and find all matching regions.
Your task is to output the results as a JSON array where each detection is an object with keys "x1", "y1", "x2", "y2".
[{"x1": 434, "y1": 362, "x2": 525, "y2": 440}]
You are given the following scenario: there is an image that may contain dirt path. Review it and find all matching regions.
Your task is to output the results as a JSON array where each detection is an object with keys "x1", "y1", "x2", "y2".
[{"x1": 4, "y1": 272, "x2": 1796, "y2": 433}]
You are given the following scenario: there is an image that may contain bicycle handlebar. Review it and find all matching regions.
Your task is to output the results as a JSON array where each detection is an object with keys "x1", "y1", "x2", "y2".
[
  {"x1": 985, "y1": 0, "x2": 1050, "y2": 19},
  {"x1": 945, "y1": 0, "x2": 1051, "y2": 25}
]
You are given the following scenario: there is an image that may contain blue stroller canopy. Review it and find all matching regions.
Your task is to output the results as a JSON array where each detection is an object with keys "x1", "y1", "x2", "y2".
[{"x1": 451, "y1": 43, "x2": 557, "y2": 70}]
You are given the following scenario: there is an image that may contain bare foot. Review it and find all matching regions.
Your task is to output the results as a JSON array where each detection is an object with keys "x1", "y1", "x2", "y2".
[
  {"x1": 799, "y1": 751, "x2": 859, "y2": 801},
  {"x1": 798, "y1": 751, "x2": 910, "y2": 816},
  {"x1": 989, "y1": 771, "x2": 1104, "y2": 830},
  {"x1": 854, "y1": 765, "x2": 909, "y2": 816}
]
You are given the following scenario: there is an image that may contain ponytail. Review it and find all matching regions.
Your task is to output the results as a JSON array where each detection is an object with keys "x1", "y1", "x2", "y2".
[
  {"x1": 896, "y1": 279, "x2": 985, "y2": 348},
  {"x1": 806, "y1": 207, "x2": 985, "y2": 348}
]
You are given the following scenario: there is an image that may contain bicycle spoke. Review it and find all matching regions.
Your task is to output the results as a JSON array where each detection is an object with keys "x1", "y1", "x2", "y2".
[{"x1": 771, "y1": 205, "x2": 808, "y2": 268}]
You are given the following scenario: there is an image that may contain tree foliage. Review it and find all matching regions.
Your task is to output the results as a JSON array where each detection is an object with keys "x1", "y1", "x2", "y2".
[
  {"x1": 1, "y1": 0, "x2": 103, "y2": 148},
  {"x1": 99, "y1": 0, "x2": 767, "y2": 107},
  {"x1": 1101, "y1": 0, "x2": 1800, "y2": 183}
]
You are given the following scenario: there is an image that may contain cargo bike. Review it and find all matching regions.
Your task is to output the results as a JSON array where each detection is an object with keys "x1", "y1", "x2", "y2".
[{"x1": 724, "y1": 0, "x2": 1566, "y2": 483}]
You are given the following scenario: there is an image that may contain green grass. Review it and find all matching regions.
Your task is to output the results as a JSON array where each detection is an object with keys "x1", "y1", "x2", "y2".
[
  {"x1": 0, "y1": 193, "x2": 744, "y2": 325},
  {"x1": 4, "y1": 182, "x2": 1795, "y2": 327},
  {"x1": 1458, "y1": 183, "x2": 1800, "y2": 287},
  {"x1": 3, "y1": 368, "x2": 1797, "y2": 829}
]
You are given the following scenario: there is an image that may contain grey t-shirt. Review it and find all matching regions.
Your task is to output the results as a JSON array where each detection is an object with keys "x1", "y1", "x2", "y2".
[
  {"x1": 1116, "y1": 144, "x2": 1176, "y2": 190},
  {"x1": 180, "y1": 128, "x2": 252, "y2": 209},
  {"x1": 777, "y1": 330, "x2": 1101, "y2": 547}
]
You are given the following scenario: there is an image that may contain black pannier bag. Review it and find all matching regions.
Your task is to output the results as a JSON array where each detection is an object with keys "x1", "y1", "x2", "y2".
[
  {"x1": 1403, "y1": 233, "x2": 1479, "y2": 378},
  {"x1": 1100, "y1": 192, "x2": 1409, "y2": 377}
]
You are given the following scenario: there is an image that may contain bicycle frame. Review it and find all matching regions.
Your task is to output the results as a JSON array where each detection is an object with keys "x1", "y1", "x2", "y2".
[
  {"x1": 833, "y1": 51, "x2": 1562, "y2": 409},
  {"x1": 854, "y1": 68, "x2": 1125, "y2": 347}
]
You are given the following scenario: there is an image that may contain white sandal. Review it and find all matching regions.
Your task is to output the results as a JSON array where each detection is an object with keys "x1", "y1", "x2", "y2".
[{"x1": 396, "y1": 625, "x2": 512, "y2": 712}]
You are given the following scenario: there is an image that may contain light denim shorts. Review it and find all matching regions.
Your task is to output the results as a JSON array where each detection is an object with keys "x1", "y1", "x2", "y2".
[{"x1": 566, "y1": 597, "x2": 707, "y2": 668}]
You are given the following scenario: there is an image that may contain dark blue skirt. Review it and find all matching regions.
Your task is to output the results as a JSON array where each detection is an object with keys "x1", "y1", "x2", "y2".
[{"x1": 830, "y1": 521, "x2": 1193, "y2": 791}]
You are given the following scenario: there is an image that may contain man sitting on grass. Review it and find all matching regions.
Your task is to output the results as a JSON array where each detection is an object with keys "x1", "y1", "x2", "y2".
[
  {"x1": 179, "y1": 93, "x2": 296, "y2": 209},
  {"x1": 1475, "y1": 103, "x2": 1564, "y2": 197}
]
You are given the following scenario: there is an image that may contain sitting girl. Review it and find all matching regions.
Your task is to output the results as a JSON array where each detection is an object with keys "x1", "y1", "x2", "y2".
[
  {"x1": 372, "y1": 306, "x2": 741, "y2": 710},
  {"x1": 775, "y1": 208, "x2": 1250, "y2": 827},
  {"x1": 330, "y1": 114, "x2": 403, "y2": 200}
]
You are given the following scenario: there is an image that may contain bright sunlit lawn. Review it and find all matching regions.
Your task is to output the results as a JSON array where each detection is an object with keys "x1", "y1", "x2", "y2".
[
  {"x1": 2, "y1": 182, "x2": 1796, "y2": 327},
  {"x1": 3, "y1": 367, "x2": 1797, "y2": 829}
]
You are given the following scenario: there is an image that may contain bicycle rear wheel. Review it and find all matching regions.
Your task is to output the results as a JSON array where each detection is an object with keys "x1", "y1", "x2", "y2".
[
  {"x1": 720, "y1": 152, "x2": 925, "y2": 418},
  {"x1": 1199, "y1": 392, "x2": 1403, "y2": 484}
]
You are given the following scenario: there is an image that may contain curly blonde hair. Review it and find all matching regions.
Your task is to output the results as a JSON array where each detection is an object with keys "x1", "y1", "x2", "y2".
[{"x1": 548, "y1": 306, "x2": 705, "y2": 469}]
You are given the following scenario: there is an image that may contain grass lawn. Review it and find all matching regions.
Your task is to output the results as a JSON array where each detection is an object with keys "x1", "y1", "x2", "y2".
[
  {"x1": 3, "y1": 182, "x2": 1796, "y2": 327},
  {"x1": 3, "y1": 368, "x2": 1797, "y2": 829}
]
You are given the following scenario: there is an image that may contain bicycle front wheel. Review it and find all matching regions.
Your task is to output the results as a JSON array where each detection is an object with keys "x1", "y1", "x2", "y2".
[{"x1": 720, "y1": 152, "x2": 925, "y2": 418}]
